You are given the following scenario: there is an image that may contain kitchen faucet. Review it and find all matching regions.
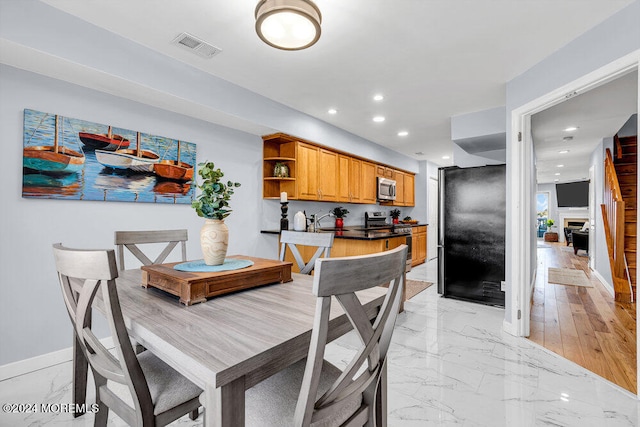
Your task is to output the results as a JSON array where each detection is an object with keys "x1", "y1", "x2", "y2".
[{"x1": 308, "y1": 211, "x2": 333, "y2": 232}]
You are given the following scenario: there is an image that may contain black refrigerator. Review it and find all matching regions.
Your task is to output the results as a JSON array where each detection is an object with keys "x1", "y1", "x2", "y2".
[{"x1": 437, "y1": 164, "x2": 506, "y2": 307}]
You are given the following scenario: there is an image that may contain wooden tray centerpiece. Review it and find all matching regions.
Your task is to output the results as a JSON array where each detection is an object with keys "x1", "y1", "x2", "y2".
[{"x1": 141, "y1": 255, "x2": 293, "y2": 306}]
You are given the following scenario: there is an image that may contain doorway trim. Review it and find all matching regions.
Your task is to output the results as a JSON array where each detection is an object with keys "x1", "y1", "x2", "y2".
[{"x1": 507, "y1": 50, "x2": 640, "y2": 339}]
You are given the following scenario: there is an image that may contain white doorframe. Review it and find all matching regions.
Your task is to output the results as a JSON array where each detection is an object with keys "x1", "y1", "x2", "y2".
[
  {"x1": 507, "y1": 50, "x2": 640, "y2": 339},
  {"x1": 589, "y1": 165, "x2": 596, "y2": 270},
  {"x1": 427, "y1": 176, "x2": 439, "y2": 261}
]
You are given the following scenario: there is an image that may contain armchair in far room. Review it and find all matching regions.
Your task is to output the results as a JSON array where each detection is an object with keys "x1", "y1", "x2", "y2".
[{"x1": 572, "y1": 230, "x2": 589, "y2": 255}]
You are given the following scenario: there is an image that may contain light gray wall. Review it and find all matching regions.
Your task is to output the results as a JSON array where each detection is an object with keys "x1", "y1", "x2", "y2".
[
  {"x1": 618, "y1": 113, "x2": 638, "y2": 137},
  {"x1": 504, "y1": 0, "x2": 640, "y2": 324},
  {"x1": 452, "y1": 144, "x2": 505, "y2": 168},
  {"x1": 0, "y1": 65, "x2": 268, "y2": 364},
  {"x1": 451, "y1": 107, "x2": 506, "y2": 141}
]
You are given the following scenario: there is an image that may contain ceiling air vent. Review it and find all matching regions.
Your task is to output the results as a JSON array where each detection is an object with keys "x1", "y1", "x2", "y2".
[{"x1": 172, "y1": 32, "x2": 222, "y2": 59}]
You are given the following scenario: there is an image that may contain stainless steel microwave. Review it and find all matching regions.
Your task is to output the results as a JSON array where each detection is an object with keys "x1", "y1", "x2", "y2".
[{"x1": 377, "y1": 177, "x2": 396, "y2": 201}]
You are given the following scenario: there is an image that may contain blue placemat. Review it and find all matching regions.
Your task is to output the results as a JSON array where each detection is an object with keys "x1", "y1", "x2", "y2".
[{"x1": 174, "y1": 259, "x2": 254, "y2": 272}]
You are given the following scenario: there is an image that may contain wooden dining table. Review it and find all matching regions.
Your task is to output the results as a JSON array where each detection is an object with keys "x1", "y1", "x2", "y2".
[{"x1": 74, "y1": 265, "x2": 387, "y2": 426}]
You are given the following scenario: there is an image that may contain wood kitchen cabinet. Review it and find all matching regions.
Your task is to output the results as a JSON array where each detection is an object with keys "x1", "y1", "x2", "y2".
[
  {"x1": 262, "y1": 134, "x2": 297, "y2": 199},
  {"x1": 412, "y1": 225, "x2": 427, "y2": 266},
  {"x1": 376, "y1": 165, "x2": 395, "y2": 179},
  {"x1": 296, "y1": 142, "x2": 320, "y2": 200},
  {"x1": 361, "y1": 161, "x2": 377, "y2": 203},
  {"x1": 338, "y1": 155, "x2": 364, "y2": 203},
  {"x1": 394, "y1": 170, "x2": 405, "y2": 205},
  {"x1": 403, "y1": 173, "x2": 415, "y2": 206},
  {"x1": 296, "y1": 143, "x2": 338, "y2": 201},
  {"x1": 282, "y1": 235, "x2": 406, "y2": 273},
  {"x1": 262, "y1": 133, "x2": 413, "y2": 205},
  {"x1": 318, "y1": 148, "x2": 339, "y2": 201}
]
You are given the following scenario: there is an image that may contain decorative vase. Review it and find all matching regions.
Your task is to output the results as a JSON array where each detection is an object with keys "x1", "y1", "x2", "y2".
[
  {"x1": 335, "y1": 218, "x2": 344, "y2": 228},
  {"x1": 273, "y1": 163, "x2": 289, "y2": 178},
  {"x1": 392, "y1": 218, "x2": 399, "y2": 224},
  {"x1": 200, "y1": 219, "x2": 228, "y2": 266}
]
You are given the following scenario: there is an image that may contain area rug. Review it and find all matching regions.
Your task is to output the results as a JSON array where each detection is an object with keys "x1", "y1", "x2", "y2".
[
  {"x1": 547, "y1": 267, "x2": 593, "y2": 287},
  {"x1": 405, "y1": 279, "x2": 434, "y2": 300}
]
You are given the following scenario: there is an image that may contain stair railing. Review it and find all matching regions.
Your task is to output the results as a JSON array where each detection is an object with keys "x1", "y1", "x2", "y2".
[{"x1": 601, "y1": 148, "x2": 632, "y2": 301}]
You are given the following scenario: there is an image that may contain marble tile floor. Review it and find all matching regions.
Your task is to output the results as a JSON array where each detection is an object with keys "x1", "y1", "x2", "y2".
[{"x1": 2, "y1": 259, "x2": 639, "y2": 426}]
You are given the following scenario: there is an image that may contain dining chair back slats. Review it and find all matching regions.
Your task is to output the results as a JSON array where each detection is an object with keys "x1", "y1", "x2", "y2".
[
  {"x1": 279, "y1": 231, "x2": 334, "y2": 275},
  {"x1": 294, "y1": 244, "x2": 408, "y2": 426},
  {"x1": 115, "y1": 229, "x2": 188, "y2": 270},
  {"x1": 53, "y1": 243, "x2": 201, "y2": 426}
]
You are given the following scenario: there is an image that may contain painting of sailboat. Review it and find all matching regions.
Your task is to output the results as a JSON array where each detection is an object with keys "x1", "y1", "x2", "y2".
[
  {"x1": 23, "y1": 114, "x2": 85, "y2": 174},
  {"x1": 153, "y1": 140, "x2": 194, "y2": 182},
  {"x1": 95, "y1": 131, "x2": 160, "y2": 173},
  {"x1": 79, "y1": 125, "x2": 131, "y2": 151},
  {"x1": 22, "y1": 109, "x2": 196, "y2": 204}
]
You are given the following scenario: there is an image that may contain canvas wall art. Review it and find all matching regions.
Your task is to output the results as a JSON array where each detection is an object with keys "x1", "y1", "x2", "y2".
[{"x1": 22, "y1": 109, "x2": 196, "y2": 204}]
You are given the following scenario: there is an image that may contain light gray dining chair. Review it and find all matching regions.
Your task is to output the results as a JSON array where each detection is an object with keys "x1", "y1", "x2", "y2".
[
  {"x1": 114, "y1": 229, "x2": 188, "y2": 270},
  {"x1": 279, "y1": 230, "x2": 335, "y2": 275},
  {"x1": 246, "y1": 244, "x2": 408, "y2": 426},
  {"x1": 52, "y1": 243, "x2": 202, "y2": 426}
]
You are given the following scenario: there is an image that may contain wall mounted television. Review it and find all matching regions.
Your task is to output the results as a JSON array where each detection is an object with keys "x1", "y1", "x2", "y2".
[{"x1": 556, "y1": 181, "x2": 589, "y2": 207}]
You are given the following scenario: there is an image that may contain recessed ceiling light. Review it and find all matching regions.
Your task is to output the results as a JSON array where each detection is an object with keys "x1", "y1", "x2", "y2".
[
  {"x1": 414, "y1": 151, "x2": 424, "y2": 155},
  {"x1": 554, "y1": 179, "x2": 559, "y2": 182},
  {"x1": 373, "y1": 94, "x2": 384, "y2": 101},
  {"x1": 557, "y1": 164, "x2": 564, "y2": 168},
  {"x1": 555, "y1": 173, "x2": 561, "y2": 176},
  {"x1": 397, "y1": 131, "x2": 409, "y2": 137},
  {"x1": 327, "y1": 108, "x2": 337, "y2": 115},
  {"x1": 442, "y1": 155, "x2": 450, "y2": 160},
  {"x1": 373, "y1": 116, "x2": 385, "y2": 122},
  {"x1": 564, "y1": 126, "x2": 578, "y2": 132},
  {"x1": 559, "y1": 150, "x2": 569, "y2": 154}
]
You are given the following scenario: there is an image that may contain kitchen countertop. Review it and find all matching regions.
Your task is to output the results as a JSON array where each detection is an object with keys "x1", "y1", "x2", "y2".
[{"x1": 261, "y1": 225, "x2": 417, "y2": 241}]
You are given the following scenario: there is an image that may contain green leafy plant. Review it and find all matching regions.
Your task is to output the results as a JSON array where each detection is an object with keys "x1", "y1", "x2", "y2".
[
  {"x1": 389, "y1": 208, "x2": 401, "y2": 219},
  {"x1": 403, "y1": 216, "x2": 412, "y2": 221},
  {"x1": 331, "y1": 206, "x2": 349, "y2": 218},
  {"x1": 546, "y1": 219, "x2": 555, "y2": 228},
  {"x1": 191, "y1": 161, "x2": 241, "y2": 220}
]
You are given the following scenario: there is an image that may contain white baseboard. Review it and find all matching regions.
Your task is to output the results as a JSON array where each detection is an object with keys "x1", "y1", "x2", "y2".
[
  {"x1": 592, "y1": 269, "x2": 615, "y2": 297},
  {"x1": 503, "y1": 318, "x2": 518, "y2": 336},
  {"x1": 0, "y1": 337, "x2": 114, "y2": 382}
]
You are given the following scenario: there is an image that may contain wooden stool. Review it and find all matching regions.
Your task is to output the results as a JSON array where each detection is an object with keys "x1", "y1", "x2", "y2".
[{"x1": 544, "y1": 232, "x2": 558, "y2": 242}]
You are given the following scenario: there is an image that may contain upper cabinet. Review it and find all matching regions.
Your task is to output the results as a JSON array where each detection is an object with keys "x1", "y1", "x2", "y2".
[
  {"x1": 262, "y1": 133, "x2": 414, "y2": 206},
  {"x1": 263, "y1": 134, "x2": 297, "y2": 199},
  {"x1": 338, "y1": 155, "x2": 365, "y2": 203}
]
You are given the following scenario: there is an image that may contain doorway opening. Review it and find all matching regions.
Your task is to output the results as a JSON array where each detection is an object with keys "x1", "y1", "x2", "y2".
[{"x1": 509, "y1": 52, "x2": 639, "y2": 393}]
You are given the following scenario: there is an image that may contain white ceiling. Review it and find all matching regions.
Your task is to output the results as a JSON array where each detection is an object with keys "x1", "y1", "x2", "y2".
[
  {"x1": 39, "y1": 0, "x2": 635, "y2": 166},
  {"x1": 532, "y1": 70, "x2": 638, "y2": 184}
]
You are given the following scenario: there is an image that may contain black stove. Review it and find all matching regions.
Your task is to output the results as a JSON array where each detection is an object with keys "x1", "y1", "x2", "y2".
[
  {"x1": 364, "y1": 211, "x2": 412, "y2": 235},
  {"x1": 365, "y1": 211, "x2": 389, "y2": 228}
]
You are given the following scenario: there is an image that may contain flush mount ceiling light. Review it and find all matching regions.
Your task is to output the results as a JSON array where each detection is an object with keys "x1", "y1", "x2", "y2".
[
  {"x1": 564, "y1": 126, "x2": 578, "y2": 132},
  {"x1": 327, "y1": 108, "x2": 337, "y2": 115},
  {"x1": 373, "y1": 94, "x2": 384, "y2": 101},
  {"x1": 372, "y1": 116, "x2": 385, "y2": 122},
  {"x1": 397, "y1": 131, "x2": 409, "y2": 137},
  {"x1": 255, "y1": 0, "x2": 322, "y2": 51}
]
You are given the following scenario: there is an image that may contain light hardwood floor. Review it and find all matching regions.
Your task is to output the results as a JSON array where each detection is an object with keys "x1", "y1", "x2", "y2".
[{"x1": 529, "y1": 241, "x2": 637, "y2": 393}]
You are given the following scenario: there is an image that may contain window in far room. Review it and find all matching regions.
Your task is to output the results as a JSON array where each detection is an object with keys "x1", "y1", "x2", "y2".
[{"x1": 536, "y1": 192, "x2": 549, "y2": 238}]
